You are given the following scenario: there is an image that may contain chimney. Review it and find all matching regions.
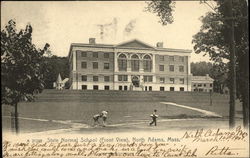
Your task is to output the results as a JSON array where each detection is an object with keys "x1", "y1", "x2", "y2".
[
  {"x1": 206, "y1": 74, "x2": 210, "y2": 79},
  {"x1": 156, "y1": 42, "x2": 163, "y2": 48},
  {"x1": 89, "y1": 38, "x2": 96, "y2": 44}
]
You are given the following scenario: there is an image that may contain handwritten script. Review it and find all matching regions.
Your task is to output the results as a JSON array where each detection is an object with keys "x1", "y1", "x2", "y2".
[{"x1": 3, "y1": 127, "x2": 248, "y2": 158}]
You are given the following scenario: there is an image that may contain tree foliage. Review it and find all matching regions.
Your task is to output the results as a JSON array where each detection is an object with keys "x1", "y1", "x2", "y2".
[
  {"x1": 192, "y1": 0, "x2": 248, "y2": 127},
  {"x1": 146, "y1": 0, "x2": 249, "y2": 127},
  {"x1": 191, "y1": 61, "x2": 213, "y2": 76},
  {"x1": 1, "y1": 20, "x2": 49, "y2": 105},
  {"x1": 209, "y1": 62, "x2": 228, "y2": 93},
  {"x1": 191, "y1": 61, "x2": 228, "y2": 93},
  {"x1": 192, "y1": 0, "x2": 248, "y2": 101},
  {"x1": 145, "y1": 0, "x2": 175, "y2": 25},
  {"x1": 42, "y1": 56, "x2": 69, "y2": 89}
]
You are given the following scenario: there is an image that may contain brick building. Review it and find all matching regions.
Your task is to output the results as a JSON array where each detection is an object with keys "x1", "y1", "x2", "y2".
[{"x1": 68, "y1": 38, "x2": 192, "y2": 91}]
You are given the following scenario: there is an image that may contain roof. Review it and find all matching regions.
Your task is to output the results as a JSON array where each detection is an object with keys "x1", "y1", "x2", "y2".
[
  {"x1": 68, "y1": 39, "x2": 192, "y2": 58},
  {"x1": 56, "y1": 73, "x2": 62, "y2": 83},
  {"x1": 62, "y1": 78, "x2": 69, "y2": 83},
  {"x1": 192, "y1": 75, "x2": 214, "y2": 82}
]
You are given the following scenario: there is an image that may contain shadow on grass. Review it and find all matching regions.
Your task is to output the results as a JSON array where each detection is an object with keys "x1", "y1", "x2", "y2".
[{"x1": 160, "y1": 114, "x2": 222, "y2": 119}]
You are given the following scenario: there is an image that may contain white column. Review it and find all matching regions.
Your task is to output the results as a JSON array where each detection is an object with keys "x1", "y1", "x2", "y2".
[
  {"x1": 152, "y1": 54, "x2": 156, "y2": 73},
  {"x1": 153, "y1": 76, "x2": 156, "y2": 83},
  {"x1": 139, "y1": 60, "x2": 144, "y2": 73},
  {"x1": 128, "y1": 75, "x2": 131, "y2": 82},
  {"x1": 187, "y1": 55, "x2": 191, "y2": 91},
  {"x1": 114, "y1": 75, "x2": 118, "y2": 82},
  {"x1": 114, "y1": 50, "x2": 118, "y2": 72},
  {"x1": 73, "y1": 50, "x2": 76, "y2": 71},
  {"x1": 127, "y1": 54, "x2": 131, "y2": 72},
  {"x1": 187, "y1": 55, "x2": 191, "y2": 74}
]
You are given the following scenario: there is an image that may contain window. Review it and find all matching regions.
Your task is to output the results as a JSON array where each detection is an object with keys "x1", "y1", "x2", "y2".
[
  {"x1": 104, "y1": 86, "x2": 110, "y2": 90},
  {"x1": 179, "y1": 66, "x2": 184, "y2": 72},
  {"x1": 124, "y1": 86, "x2": 128, "y2": 91},
  {"x1": 104, "y1": 63, "x2": 110, "y2": 70},
  {"x1": 198, "y1": 84, "x2": 202, "y2": 87},
  {"x1": 81, "y1": 62, "x2": 87, "y2": 69},
  {"x1": 180, "y1": 87, "x2": 184, "y2": 91},
  {"x1": 82, "y1": 75, "x2": 87, "y2": 81},
  {"x1": 76, "y1": 50, "x2": 86, "y2": 57},
  {"x1": 145, "y1": 86, "x2": 147, "y2": 91},
  {"x1": 160, "y1": 77, "x2": 165, "y2": 83},
  {"x1": 118, "y1": 75, "x2": 128, "y2": 81},
  {"x1": 131, "y1": 54, "x2": 139, "y2": 71},
  {"x1": 204, "y1": 84, "x2": 206, "y2": 87},
  {"x1": 160, "y1": 87, "x2": 165, "y2": 91},
  {"x1": 170, "y1": 78, "x2": 175, "y2": 84},
  {"x1": 118, "y1": 76, "x2": 122, "y2": 81},
  {"x1": 210, "y1": 84, "x2": 213, "y2": 87},
  {"x1": 82, "y1": 85, "x2": 87, "y2": 90},
  {"x1": 93, "y1": 52, "x2": 98, "y2": 58},
  {"x1": 144, "y1": 76, "x2": 153, "y2": 82},
  {"x1": 180, "y1": 78, "x2": 184, "y2": 84},
  {"x1": 194, "y1": 84, "x2": 196, "y2": 87},
  {"x1": 143, "y1": 55, "x2": 152, "y2": 72},
  {"x1": 104, "y1": 76, "x2": 110, "y2": 82},
  {"x1": 118, "y1": 54, "x2": 127, "y2": 71},
  {"x1": 159, "y1": 65, "x2": 164, "y2": 71},
  {"x1": 170, "y1": 87, "x2": 175, "y2": 91},
  {"x1": 104, "y1": 53, "x2": 109, "y2": 58},
  {"x1": 169, "y1": 65, "x2": 174, "y2": 72},
  {"x1": 123, "y1": 75, "x2": 128, "y2": 81},
  {"x1": 179, "y1": 56, "x2": 184, "y2": 62},
  {"x1": 159, "y1": 55, "x2": 164, "y2": 61},
  {"x1": 93, "y1": 62, "x2": 98, "y2": 69},
  {"x1": 119, "y1": 86, "x2": 123, "y2": 90},
  {"x1": 169, "y1": 56, "x2": 174, "y2": 61},
  {"x1": 149, "y1": 86, "x2": 152, "y2": 91},
  {"x1": 93, "y1": 85, "x2": 98, "y2": 90},
  {"x1": 93, "y1": 76, "x2": 98, "y2": 82},
  {"x1": 81, "y1": 52, "x2": 87, "y2": 57}
]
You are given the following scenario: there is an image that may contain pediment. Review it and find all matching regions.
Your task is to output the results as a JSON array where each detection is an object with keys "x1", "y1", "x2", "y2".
[{"x1": 116, "y1": 39, "x2": 155, "y2": 49}]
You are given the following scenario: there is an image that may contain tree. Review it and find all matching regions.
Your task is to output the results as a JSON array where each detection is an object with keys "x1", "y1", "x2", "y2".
[
  {"x1": 209, "y1": 62, "x2": 228, "y2": 94},
  {"x1": 192, "y1": 0, "x2": 248, "y2": 128},
  {"x1": 191, "y1": 61, "x2": 228, "y2": 93},
  {"x1": 1, "y1": 20, "x2": 49, "y2": 133},
  {"x1": 191, "y1": 61, "x2": 213, "y2": 76},
  {"x1": 42, "y1": 56, "x2": 69, "y2": 89},
  {"x1": 146, "y1": 0, "x2": 249, "y2": 128},
  {"x1": 145, "y1": 0, "x2": 175, "y2": 26}
]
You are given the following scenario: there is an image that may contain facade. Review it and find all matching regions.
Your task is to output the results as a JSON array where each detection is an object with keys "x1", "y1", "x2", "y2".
[
  {"x1": 68, "y1": 38, "x2": 192, "y2": 91},
  {"x1": 53, "y1": 73, "x2": 69, "y2": 90},
  {"x1": 191, "y1": 74, "x2": 214, "y2": 92}
]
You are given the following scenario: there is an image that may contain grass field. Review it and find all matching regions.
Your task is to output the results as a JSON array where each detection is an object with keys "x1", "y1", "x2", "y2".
[{"x1": 2, "y1": 89, "x2": 243, "y2": 133}]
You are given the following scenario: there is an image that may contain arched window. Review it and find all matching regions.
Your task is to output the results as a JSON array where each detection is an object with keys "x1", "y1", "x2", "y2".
[
  {"x1": 118, "y1": 54, "x2": 127, "y2": 71},
  {"x1": 131, "y1": 54, "x2": 139, "y2": 72},
  {"x1": 143, "y1": 55, "x2": 152, "y2": 72}
]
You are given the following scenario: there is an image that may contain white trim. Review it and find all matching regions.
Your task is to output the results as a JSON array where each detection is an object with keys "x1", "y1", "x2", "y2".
[{"x1": 115, "y1": 39, "x2": 156, "y2": 49}]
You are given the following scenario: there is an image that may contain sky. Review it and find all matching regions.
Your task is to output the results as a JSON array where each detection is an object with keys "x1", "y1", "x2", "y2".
[{"x1": 1, "y1": 1, "x2": 215, "y2": 62}]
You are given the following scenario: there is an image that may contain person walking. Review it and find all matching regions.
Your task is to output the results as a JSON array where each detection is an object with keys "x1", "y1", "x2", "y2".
[{"x1": 149, "y1": 109, "x2": 158, "y2": 126}]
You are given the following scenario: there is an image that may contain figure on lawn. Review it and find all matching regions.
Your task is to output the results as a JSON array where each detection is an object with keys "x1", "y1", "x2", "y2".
[{"x1": 149, "y1": 109, "x2": 158, "y2": 126}]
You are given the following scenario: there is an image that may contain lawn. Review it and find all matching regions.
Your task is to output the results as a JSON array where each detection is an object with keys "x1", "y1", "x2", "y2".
[{"x1": 2, "y1": 90, "x2": 243, "y2": 133}]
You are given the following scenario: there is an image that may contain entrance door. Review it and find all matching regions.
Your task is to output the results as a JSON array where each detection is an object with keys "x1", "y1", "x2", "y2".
[{"x1": 132, "y1": 76, "x2": 140, "y2": 87}]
